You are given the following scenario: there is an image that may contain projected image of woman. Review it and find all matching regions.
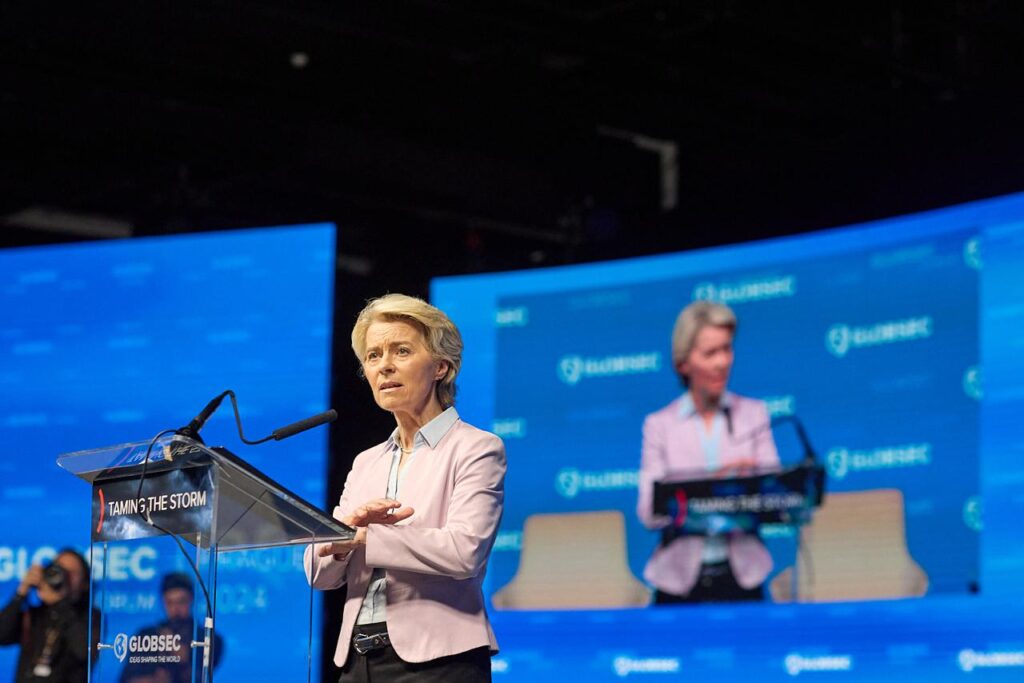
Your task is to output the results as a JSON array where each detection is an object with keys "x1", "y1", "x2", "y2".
[
  {"x1": 637, "y1": 300, "x2": 779, "y2": 604},
  {"x1": 305, "y1": 294, "x2": 505, "y2": 682}
]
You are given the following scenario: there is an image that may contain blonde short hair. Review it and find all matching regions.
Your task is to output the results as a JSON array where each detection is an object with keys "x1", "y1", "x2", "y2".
[
  {"x1": 351, "y1": 293, "x2": 463, "y2": 407},
  {"x1": 671, "y1": 301, "x2": 737, "y2": 384}
]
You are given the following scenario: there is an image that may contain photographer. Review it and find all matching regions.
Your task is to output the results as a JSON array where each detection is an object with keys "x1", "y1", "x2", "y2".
[{"x1": 0, "y1": 549, "x2": 97, "y2": 683}]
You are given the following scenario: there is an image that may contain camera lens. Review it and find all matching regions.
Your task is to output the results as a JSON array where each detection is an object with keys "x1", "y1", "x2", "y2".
[{"x1": 42, "y1": 563, "x2": 67, "y2": 591}]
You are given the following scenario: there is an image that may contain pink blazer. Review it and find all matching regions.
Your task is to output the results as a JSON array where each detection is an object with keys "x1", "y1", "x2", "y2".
[
  {"x1": 637, "y1": 393, "x2": 780, "y2": 595},
  {"x1": 305, "y1": 417, "x2": 505, "y2": 666}
]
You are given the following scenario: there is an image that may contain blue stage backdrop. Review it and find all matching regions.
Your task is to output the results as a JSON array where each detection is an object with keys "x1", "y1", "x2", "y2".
[
  {"x1": 433, "y1": 194, "x2": 1024, "y2": 682},
  {"x1": 0, "y1": 225, "x2": 335, "y2": 682}
]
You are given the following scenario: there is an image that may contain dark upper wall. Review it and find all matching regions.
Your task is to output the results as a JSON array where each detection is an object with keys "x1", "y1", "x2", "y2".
[{"x1": 2, "y1": 1, "x2": 1023, "y2": 270}]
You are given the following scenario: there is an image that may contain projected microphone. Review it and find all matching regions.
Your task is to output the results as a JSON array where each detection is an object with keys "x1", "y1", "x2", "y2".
[
  {"x1": 660, "y1": 413, "x2": 812, "y2": 482},
  {"x1": 725, "y1": 414, "x2": 818, "y2": 466},
  {"x1": 782, "y1": 414, "x2": 818, "y2": 465}
]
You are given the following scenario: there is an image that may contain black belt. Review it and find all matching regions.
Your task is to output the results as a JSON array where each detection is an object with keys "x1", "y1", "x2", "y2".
[
  {"x1": 697, "y1": 560, "x2": 731, "y2": 587},
  {"x1": 352, "y1": 624, "x2": 391, "y2": 655},
  {"x1": 699, "y1": 560, "x2": 730, "y2": 577}
]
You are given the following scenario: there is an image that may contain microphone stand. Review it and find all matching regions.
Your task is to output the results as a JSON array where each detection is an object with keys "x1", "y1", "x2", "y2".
[
  {"x1": 133, "y1": 391, "x2": 336, "y2": 681},
  {"x1": 771, "y1": 415, "x2": 821, "y2": 602}
]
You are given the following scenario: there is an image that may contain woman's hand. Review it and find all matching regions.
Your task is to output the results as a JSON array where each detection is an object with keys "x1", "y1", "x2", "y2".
[
  {"x1": 712, "y1": 458, "x2": 758, "y2": 478},
  {"x1": 342, "y1": 498, "x2": 415, "y2": 527},
  {"x1": 316, "y1": 499, "x2": 415, "y2": 559},
  {"x1": 17, "y1": 564, "x2": 43, "y2": 597},
  {"x1": 316, "y1": 527, "x2": 368, "y2": 558}
]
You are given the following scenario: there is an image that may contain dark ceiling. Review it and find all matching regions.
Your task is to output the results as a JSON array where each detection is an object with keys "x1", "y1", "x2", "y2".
[{"x1": 3, "y1": 0, "x2": 1024, "y2": 282}]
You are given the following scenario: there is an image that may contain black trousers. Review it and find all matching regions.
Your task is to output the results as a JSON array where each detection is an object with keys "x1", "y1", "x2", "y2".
[
  {"x1": 654, "y1": 561, "x2": 764, "y2": 604},
  {"x1": 339, "y1": 622, "x2": 492, "y2": 683}
]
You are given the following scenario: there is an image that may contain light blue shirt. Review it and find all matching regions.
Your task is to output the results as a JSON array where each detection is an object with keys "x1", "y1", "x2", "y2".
[
  {"x1": 676, "y1": 391, "x2": 734, "y2": 471},
  {"x1": 355, "y1": 407, "x2": 460, "y2": 625},
  {"x1": 677, "y1": 391, "x2": 734, "y2": 564}
]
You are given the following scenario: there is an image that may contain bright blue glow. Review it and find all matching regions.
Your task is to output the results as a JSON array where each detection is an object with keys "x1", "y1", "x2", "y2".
[
  {"x1": 434, "y1": 195, "x2": 1024, "y2": 682},
  {"x1": 0, "y1": 225, "x2": 335, "y2": 681}
]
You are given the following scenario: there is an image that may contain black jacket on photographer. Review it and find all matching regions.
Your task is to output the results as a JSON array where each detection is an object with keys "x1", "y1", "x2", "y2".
[{"x1": 0, "y1": 590, "x2": 97, "y2": 683}]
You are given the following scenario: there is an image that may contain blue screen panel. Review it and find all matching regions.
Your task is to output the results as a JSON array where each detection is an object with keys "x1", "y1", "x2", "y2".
[
  {"x1": 433, "y1": 195, "x2": 1024, "y2": 681},
  {"x1": 0, "y1": 225, "x2": 335, "y2": 682}
]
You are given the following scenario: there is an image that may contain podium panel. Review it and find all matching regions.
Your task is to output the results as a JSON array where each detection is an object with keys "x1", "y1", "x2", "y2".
[
  {"x1": 59, "y1": 435, "x2": 352, "y2": 682},
  {"x1": 90, "y1": 534, "x2": 215, "y2": 683}
]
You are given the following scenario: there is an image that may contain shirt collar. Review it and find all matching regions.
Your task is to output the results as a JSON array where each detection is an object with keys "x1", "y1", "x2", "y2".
[
  {"x1": 386, "y1": 406, "x2": 460, "y2": 450},
  {"x1": 678, "y1": 390, "x2": 733, "y2": 418}
]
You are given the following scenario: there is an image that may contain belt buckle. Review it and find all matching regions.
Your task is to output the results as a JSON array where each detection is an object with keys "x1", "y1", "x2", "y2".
[{"x1": 353, "y1": 632, "x2": 387, "y2": 655}]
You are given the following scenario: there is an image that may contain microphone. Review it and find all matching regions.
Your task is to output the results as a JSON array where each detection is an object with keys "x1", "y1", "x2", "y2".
[
  {"x1": 271, "y1": 409, "x2": 338, "y2": 441},
  {"x1": 175, "y1": 391, "x2": 230, "y2": 444},
  {"x1": 215, "y1": 391, "x2": 335, "y2": 445},
  {"x1": 171, "y1": 390, "x2": 337, "y2": 447},
  {"x1": 725, "y1": 413, "x2": 818, "y2": 465},
  {"x1": 722, "y1": 404, "x2": 734, "y2": 436}
]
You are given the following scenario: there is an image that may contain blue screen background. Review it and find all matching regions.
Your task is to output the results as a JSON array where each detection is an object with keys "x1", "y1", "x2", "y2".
[
  {"x1": 433, "y1": 194, "x2": 1024, "y2": 681},
  {"x1": 0, "y1": 225, "x2": 335, "y2": 681}
]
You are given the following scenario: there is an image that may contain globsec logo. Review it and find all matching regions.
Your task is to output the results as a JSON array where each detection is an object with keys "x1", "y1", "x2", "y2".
[
  {"x1": 826, "y1": 325, "x2": 851, "y2": 358},
  {"x1": 0, "y1": 546, "x2": 61, "y2": 582},
  {"x1": 556, "y1": 468, "x2": 581, "y2": 498},
  {"x1": 114, "y1": 633, "x2": 129, "y2": 662},
  {"x1": 962, "y1": 235, "x2": 982, "y2": 270},
  {"x1": 558, "y1": 356, "x2": 584, "y2": 385},
  {"x1": 691, "y1": 275, "x2": 796, "y2": 305},
  {"x1": 613, "y1": 656, "x2": 680, "y2": 677},
  {"x1": 826, "y1": 448, "x2": 850, "y2": 480},
  {"x1": 784, "y1": 654, "x2": 852, "y2": 676},
  {"x1": 692, "y1": 282, "x2": 718, "y2": 302},
  {"x1": 492, "y1": 531, "x2": 523, "y2": 552},
  {"x1": 495, "y1": 306, "x2": 529, "y2": 327},
  {"x1": 763, "y1": 395, "x2": 797, "y2": 418},
  {"x1": 556, "y1": 352, "x2": 660, "y2": 386},
  {"x1": 962, "y1": 365, "x2": 982, "y2": 401},
  {"x1": 958, "y1": 649, "x2": 1024, "y2": 672},
  {"x1": 492, "y1": 418, "x2": 527, "y2": 439},
  {"x1": 0, "y1": 545, "x2": 158, "y2": 583},
  {"x1": 963, "y1": 496, "x2": 982, "y2": 532},
  {"x1": 826, "y1": 443, "x2": 932, "y2": 480},
  {"x1": 826, "y1": 317, "x2": 933, "y2": 358},
  {"x1": 555, "y1": 467, "x2": 639, "y2": 499},
  {"x1": 113, "y1": 632, "x2": 184, "y2": 664}
]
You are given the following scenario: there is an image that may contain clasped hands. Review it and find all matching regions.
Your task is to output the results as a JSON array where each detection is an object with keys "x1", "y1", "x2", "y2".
[{"x1": 317, "y1": 498, "x2": 415, "y2": 558}]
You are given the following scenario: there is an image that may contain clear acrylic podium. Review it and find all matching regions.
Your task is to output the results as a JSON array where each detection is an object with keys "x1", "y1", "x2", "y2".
[{"x1": 58, "y1": 434, "x2": 354, "y2": 682}]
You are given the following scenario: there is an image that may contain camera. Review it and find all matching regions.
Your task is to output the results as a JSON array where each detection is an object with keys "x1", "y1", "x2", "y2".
[{"x1": 42, "y1": 562, "x2": 68, "y2": 592}]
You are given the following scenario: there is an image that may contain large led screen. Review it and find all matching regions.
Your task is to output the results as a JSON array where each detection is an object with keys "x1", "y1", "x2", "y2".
[
  {"x1": 433, "y1": 195, "x2": 1024, "y2": 682},
  {"x1": 0, "y1": 225, "x2": 335, "y2": 681}
]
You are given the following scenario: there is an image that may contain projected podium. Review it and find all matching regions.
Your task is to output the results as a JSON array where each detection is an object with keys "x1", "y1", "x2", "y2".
[
  {"x1": 58, "y1": 435, "x2": 354, "y2": 683},
  {"x1": 653, "y1": 462, "x2": 826, "y2": 531},
  {"x1": 653, "y1": 462, "x2": 826, "y2": 600}
]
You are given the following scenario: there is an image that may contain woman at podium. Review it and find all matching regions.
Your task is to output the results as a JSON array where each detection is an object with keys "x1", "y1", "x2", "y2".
[
  {"x1": 637, "y1": 300, "x2": 780, "y2": 604},
  {"x1": 305, "y1": 294, "x2": 505, "y2": 682}
]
